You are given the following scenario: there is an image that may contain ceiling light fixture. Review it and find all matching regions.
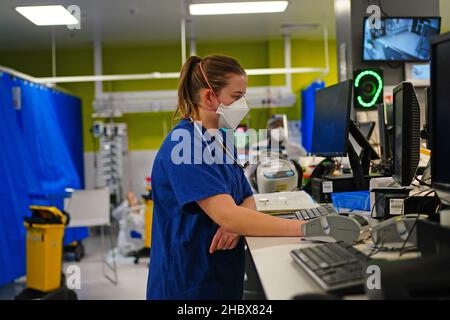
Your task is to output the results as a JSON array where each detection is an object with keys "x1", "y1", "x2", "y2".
[
  {"x1": 189, "y1": 1, "x2": 289, "y2": 16},
  {"x1": 15, "y1": 5, "x2": 78, "y2": 26}
]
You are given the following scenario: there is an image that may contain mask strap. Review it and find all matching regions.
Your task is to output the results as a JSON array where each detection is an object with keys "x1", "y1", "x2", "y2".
[{"x1": 199, "y1": 62, "x2": 219, "y2": 101}]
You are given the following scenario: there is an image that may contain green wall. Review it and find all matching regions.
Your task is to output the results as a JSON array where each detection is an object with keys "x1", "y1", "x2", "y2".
[{"x1": 0, "y1": 38, "x2": 337, "y2": 151}]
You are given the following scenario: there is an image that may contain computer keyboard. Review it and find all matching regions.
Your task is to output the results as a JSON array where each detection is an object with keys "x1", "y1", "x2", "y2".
[
  {"x1": 293, "y1": 204, "x2": 337, "y2": 221},
  {"x1": 290, "y1": 242, "x2": 369, "y2": 295}
]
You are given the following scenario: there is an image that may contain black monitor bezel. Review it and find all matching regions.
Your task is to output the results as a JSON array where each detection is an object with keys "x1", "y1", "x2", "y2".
[
  {"x1": 392, "y1": 82, "x2": 420, "y2": 187},
  {"x1": 377, "y1": 104, "x2": 388, "y2": 163},
  {"x1": 310, "y1": 80, "x2": 353, "y2": 157},
  {"x1": 430, "y1": 32, "x2": 450, "y2": 204},
  {"x1": 362, "y1": 16, "x2": 442, "y2": 62}
]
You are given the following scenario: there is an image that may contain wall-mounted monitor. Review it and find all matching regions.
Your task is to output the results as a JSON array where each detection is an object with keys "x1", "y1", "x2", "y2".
[{"x1": 363, "y1": 17, "x2": 441, "y2": 62}]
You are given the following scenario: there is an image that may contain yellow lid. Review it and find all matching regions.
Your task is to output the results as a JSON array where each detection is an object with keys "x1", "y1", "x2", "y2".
[{"x1": 29, "y1": 205, "x2": 68, "y2": 225}]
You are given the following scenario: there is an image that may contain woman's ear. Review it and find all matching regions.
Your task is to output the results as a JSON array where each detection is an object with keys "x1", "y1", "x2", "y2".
[{"x1": 199, "y1": 88, "x2": 218, "y2": 109}]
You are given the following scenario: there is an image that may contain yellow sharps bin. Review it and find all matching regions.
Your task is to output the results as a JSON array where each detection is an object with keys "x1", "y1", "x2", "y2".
[{"x1": 24, "y1": 206, "x2": 67, "y2": 292}]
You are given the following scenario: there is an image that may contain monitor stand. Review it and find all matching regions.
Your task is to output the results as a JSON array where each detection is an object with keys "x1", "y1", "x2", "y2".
[
  {"x1": 347, "y1": 120, "x2": 380, "y2": 189},
  {"x1": 309, "y1": 121, "x2": 382, "y2": 203}
]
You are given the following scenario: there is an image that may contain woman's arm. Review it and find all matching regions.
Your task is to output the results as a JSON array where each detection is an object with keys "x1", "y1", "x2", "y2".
[
  {"x1": 208, "y1": 196, "x2": 256, "y2": 253},
  {"x1": 198, "y1": 194, "x2": 304, "y2": 237},
  {"x1": 240, "y1": 196, "x2": 256, "y2": 210}
]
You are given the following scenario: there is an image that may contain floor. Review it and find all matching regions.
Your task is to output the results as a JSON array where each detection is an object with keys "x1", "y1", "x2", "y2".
[
  {"x1": 377, "y1": 32, "x2": 421, "y2": 58},
  {"x1": 0, "y1": 235, "x2": 149, "y2": 300}
]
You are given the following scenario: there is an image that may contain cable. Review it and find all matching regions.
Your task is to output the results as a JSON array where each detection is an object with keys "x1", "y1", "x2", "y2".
[
  {"x1": 399, "y1": 187, "x2": 433, "y2": 215},
  {"x1": 369, "y1": 187, "x2": 430, "y2": 254},
  {"x1": 366, "y1": 193, "x2": 387, "y2": 255},
  {"x1": 368, "y1": 238, "x2": 385, "y2": 257},
  {"x1": 414, "y1": 175, "x2": 432, "y2": 187},
  {"x1": 370, "y1": 193, "x2": 386, "y2": 219},
  {"x1": 398, "y1": 189, "x2": 436, "y2": 256},
  {"x1": 367, "y1": 188, "x2": 435, "y2": 256}
]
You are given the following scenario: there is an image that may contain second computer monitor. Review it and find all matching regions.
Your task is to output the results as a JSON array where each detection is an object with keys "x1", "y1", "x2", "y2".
[
  {"x1": 392, "y1": 82, "x2": 421, "y2": 187},
  {"x1": 311, "y1": 80, "x2": 353, "y2": 157},
  {"x1": 430, "y1": 32, "x2": 450, "y2": 205},
  {"x1": 377, "y1": 104, "x2": 394, "y2": 164}
]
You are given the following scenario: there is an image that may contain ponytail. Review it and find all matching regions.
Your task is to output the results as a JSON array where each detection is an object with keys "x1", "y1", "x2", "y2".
[{"x1": 173, "y1": 56, "x2": 202, "y2": 123}]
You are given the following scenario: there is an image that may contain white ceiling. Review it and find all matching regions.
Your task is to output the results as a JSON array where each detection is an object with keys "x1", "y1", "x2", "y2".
[
  {"x1": 0, "y1": 0, "x2": 448, "y2": 51},
  {"x1": 0, "y1": 0, "x2": 336, "y2": 50}
]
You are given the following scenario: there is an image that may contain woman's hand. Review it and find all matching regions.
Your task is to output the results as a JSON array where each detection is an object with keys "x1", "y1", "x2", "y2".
[{"x1": 209, "y1": 226, "x2": 240, "y2": 254}]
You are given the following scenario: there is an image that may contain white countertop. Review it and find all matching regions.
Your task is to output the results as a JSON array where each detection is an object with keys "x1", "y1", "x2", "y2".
[{"x1": 245, "y1": 236, "x2": 419, "y2": 300}]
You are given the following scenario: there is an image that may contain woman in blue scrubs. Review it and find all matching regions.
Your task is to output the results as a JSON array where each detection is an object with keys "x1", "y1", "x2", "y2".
[{"x1": 147, "y1": 55, "x2": 305, "y2": 300}]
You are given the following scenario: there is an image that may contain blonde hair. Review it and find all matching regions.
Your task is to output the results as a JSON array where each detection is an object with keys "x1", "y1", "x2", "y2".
[{"x1": 173, "y1": 54, "x2": 246, "y2": 123}]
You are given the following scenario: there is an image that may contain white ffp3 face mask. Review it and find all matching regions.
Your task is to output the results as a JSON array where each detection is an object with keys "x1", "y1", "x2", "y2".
[{"x1": 216, "y1": 97, "x2": 249, "y2": 130}]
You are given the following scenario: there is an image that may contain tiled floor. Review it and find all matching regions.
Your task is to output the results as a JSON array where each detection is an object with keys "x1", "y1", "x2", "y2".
[{"x1": 0, "y1": 236, "x2": 149, "y2": 300}]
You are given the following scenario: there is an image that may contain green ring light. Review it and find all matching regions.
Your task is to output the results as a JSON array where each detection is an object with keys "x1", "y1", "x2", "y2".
[{"x1": 355, "y1": 70, "x2": 383, "y2": 108}]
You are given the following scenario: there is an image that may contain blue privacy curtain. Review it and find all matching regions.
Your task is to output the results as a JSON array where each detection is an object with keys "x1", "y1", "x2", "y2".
[
  {"x1": 16, "y1": 79, "x2": 88, "y2": 245},
  {"x1": 53, "y1": 91, "x2": 85, "y2": 189},
  {"x1": 16, "y1": 80, "x2": 81, "y2": 192},
  {"x1": 0, "y1": 73, "x2": 39, "y2": 286},
  {"x1": 0, "y1": 73, "x2": 87, "y2": 286}
]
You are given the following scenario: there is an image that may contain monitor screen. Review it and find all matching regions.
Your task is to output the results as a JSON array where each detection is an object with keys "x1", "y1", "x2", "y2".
[
  {"x1": 363, "y1": 17, "x2": 441, "y2": 61},
  {"x1": 311, "y1": 80, "x2": 352, "y2": 157},
  {"x1": 431, "y1": 33, "x2": 450, "y2": 204}
]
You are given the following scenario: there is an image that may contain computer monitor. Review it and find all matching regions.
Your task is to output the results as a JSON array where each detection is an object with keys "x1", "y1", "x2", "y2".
[
  {"x1": 377, "y1": 104, "x2": 393, "y2": 166},
  {"x1": 424, "y1": 87, "x2": 431, "y2": 150},
  {"x1": 363, "y1": 17, "x2": 441, "y2": 62},
  {"x1": 311, "y1": 80, "x2": 352, "y2": 157},
  {"x1": 392, "y1": 82, "x2": 421, "y2": 187},
  {"x1": 430, "y1": 32, "x2": 450, "y2": 205}
]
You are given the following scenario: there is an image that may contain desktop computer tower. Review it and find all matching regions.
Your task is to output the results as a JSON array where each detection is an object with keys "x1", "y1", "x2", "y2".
[{"x1": 311, "y1": 174, "x2": 374, "y2": 203}]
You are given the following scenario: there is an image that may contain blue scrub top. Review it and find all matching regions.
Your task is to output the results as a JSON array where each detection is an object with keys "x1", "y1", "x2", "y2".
[{"x1": 147, "y1": 119, "x2": 253, "y2": 300}]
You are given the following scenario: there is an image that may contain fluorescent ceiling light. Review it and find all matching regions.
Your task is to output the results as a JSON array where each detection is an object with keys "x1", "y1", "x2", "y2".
[
  {"x1": 15, "y1": 5, "x2": 78, "y2": 26},
  {"x1": 189, "y1": 1, "x2": 289, "y2": 15}
]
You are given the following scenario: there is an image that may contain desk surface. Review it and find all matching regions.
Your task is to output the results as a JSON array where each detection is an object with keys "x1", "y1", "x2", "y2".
[{"x1": 245, "y1": 236, "x2": 419, "y2": 300}]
